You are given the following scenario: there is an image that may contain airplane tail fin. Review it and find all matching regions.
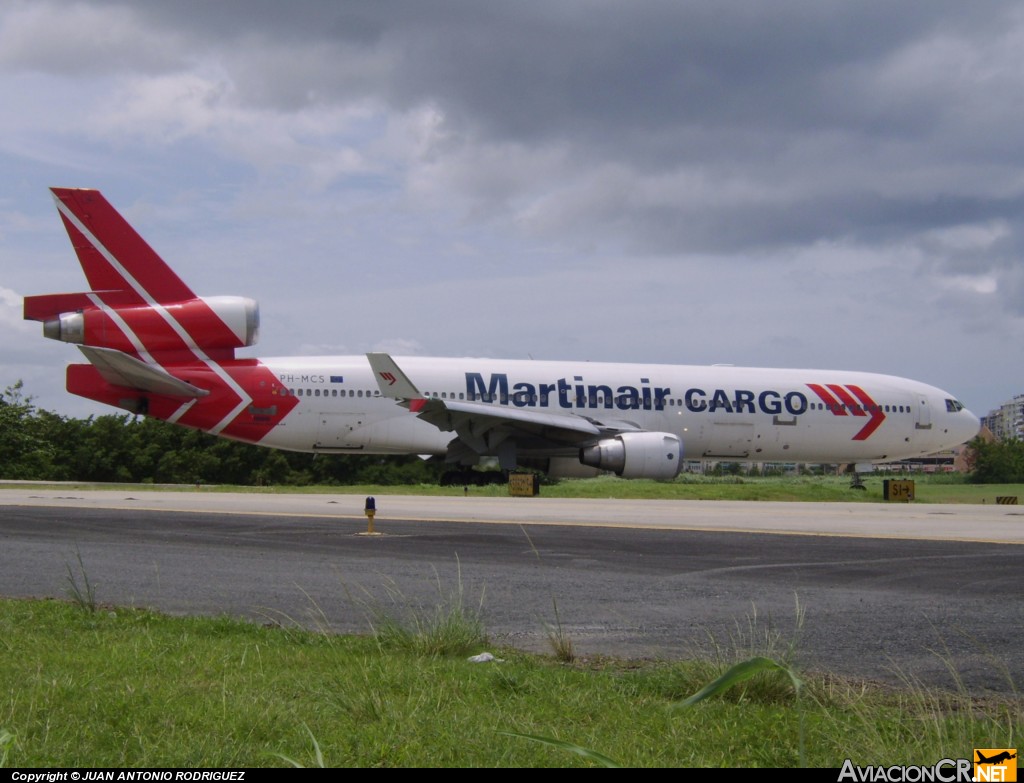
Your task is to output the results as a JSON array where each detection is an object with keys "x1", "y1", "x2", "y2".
[
  {"x1": 24, "y1": 187, "x2": 295, "y2": 439},
  {"x1": 24, "y1": 188, "x2": 259, "y2": 363},
  {"x1": 50, "y1": 187, "x2": 196, "y2": 304}
]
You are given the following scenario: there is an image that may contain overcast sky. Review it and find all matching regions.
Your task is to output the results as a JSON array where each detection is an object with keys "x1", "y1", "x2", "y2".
[{"x1": 1, "y1": 0, "x2": 1021, "y2": 419}]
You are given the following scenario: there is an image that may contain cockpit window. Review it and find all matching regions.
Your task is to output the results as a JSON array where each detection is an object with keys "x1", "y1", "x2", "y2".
[{"x1": 945, "y1": 399, "x2": 964, "y2": 412}]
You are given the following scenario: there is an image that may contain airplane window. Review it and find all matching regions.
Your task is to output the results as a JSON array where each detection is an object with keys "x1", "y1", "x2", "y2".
[
  {"x1": 459, "y1": 393, "x2": 465, "y2": 400},
  {"x1": 315, "y1": 389, "x2": 320, "y2": 397},
  {"x1": 945, "y1": 399, "x2": 964, "y2": 412},
  {"x1": 358, "y1": 390, "x2": 363, "y2": 397},
  {"x1": 297, "y1": 389, "x2": 303, "y2": 397}
]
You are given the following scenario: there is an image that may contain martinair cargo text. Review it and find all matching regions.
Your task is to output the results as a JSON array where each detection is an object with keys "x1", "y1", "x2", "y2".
[{"x1": 24, "y1": 189, "x2": 981, "y2": 480}]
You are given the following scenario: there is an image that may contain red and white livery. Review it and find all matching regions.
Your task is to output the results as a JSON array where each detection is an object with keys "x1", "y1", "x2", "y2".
[{"x1": 25, "y1": 188, "x2": 981, "y2": 479}]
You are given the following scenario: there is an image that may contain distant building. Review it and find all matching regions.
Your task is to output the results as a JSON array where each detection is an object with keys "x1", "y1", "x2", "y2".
[{"x1": 981, "y1": 394, "x2": 1024, "y2": 441}]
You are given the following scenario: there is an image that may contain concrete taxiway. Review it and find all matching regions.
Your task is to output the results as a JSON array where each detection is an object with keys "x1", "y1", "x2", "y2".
[{"x1": 2, "y1": 487, "x2": 1023, "y2": 542}]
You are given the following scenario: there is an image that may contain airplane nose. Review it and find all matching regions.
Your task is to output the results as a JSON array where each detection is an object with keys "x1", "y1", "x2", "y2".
[{"x1": 958, "y1": 409, "x2": 982, "y2": 444}]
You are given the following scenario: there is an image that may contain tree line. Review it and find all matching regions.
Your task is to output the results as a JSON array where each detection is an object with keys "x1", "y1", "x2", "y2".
[
  {"x1": 965, "y1": 435, "x2": 1024, "y2": 483},
  {"x1": 0, "y1": 382, "x2": 444, "y2": 486},
  {"x1": 2, "y1": 382, "x2": 1021, "y2": 485}
]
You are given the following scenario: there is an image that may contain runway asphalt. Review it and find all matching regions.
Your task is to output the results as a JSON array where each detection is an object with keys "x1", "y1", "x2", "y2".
[{"x1": 1, "y1": 487, "x2": 1021, "y2": 689}]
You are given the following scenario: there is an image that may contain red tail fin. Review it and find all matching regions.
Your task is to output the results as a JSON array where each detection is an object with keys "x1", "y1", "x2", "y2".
[
  {"x1": 50, "y1": 187, "x2": 196, "y2": 304},
  {"x1": 25, "y1": 188, "x2": 258, "y2": 363},
  {"x1": 25, "y1": 187, "x2": 296, "y2": 442}
]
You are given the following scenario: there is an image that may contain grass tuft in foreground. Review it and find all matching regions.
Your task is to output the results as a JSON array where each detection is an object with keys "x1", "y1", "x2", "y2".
[
  {"x1": 64, "y1": 549, "x2": 97, "y2": 613},
  {"x1": 362, "y1": 563, "x2": 488, "y2": 658}
]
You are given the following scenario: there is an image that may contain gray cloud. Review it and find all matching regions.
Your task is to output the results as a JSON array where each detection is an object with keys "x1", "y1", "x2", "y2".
[{"x1": 2, "y1": 0, "x2": 1022, "y2": 415}]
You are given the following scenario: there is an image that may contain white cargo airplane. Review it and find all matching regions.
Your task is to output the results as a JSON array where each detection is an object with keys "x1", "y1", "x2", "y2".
[{"x1": 24, "y1": 188, "x2": 981, "y2": 480}]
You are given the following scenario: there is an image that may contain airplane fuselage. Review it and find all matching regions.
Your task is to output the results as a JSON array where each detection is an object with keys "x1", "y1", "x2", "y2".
[{"x1": 253, "y1": 355, "x2": 979, "y2": 464}]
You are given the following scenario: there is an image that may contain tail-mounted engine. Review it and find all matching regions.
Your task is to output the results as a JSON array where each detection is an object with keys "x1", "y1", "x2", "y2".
[
  {"x1": 26, "y1": 294, "x2": 259, "y2": 356},
  {"x1": 580, "y1": 431, "x2": 683, "y2": 480}
]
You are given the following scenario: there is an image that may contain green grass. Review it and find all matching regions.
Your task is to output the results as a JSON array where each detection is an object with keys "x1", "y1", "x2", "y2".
[
  {"x1": 0, "y1": 598, "x2": 1017, "y2": 767},
  {"x1": 6, "y1": 474, "x2": 1023, "y2": 503}
]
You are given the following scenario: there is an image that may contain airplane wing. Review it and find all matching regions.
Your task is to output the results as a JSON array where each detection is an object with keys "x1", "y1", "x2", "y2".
[
  {"x1": 78, "y1": 345, "x2": 210, "y2": 399},
  {"x1": 367, "y1": 352, "x2": 639, "y2": 464}
]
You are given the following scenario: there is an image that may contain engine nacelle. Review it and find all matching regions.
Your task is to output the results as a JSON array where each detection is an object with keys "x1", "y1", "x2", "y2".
[
  {"x1": 42, "y1": 295, "x2": 260, "y2": 352},
  {"x1": 579, "y1": 431, "x2": 683, "y2": 480}
]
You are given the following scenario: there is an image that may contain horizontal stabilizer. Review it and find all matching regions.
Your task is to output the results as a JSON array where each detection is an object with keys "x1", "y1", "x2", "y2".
[
  {"x1": 78, "y1": 345, "x2": 209, "y2": 399},
  {"x1": 23, "y1": 290, "x2": 136, "y2": 322}
]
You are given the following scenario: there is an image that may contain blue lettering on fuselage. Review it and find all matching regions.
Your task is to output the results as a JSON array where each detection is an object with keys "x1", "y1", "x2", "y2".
[{"x1": 465, "y1": 373, "x2": 807, "y2": 416}]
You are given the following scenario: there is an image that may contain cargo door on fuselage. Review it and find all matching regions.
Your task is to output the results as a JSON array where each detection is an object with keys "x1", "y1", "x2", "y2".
[
  {"x1": 702, "y1": 421, "x2": 754, "y2": 458},
  {"x1": 315, "y1": 412, "x2": 368, "y2": 449}
]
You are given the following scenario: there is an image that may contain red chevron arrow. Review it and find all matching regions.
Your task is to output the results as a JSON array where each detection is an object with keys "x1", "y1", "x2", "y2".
[{"x1": 807, "y1": 383, "x2": 886, "y2": 441}]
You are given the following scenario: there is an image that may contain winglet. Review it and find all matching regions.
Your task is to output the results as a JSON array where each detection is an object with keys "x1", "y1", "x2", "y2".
[{"x1": 366, "y1": 353, "x2": 425, "y2": 406}]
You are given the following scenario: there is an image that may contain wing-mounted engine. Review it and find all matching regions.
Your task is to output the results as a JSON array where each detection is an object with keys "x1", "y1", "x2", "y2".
[
  {"x1": 26, "y1": 294, "x2": 259, "y2": 358},
  {"x1": 579, "y1": 431, "x2": 683, "y2": 480}
]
